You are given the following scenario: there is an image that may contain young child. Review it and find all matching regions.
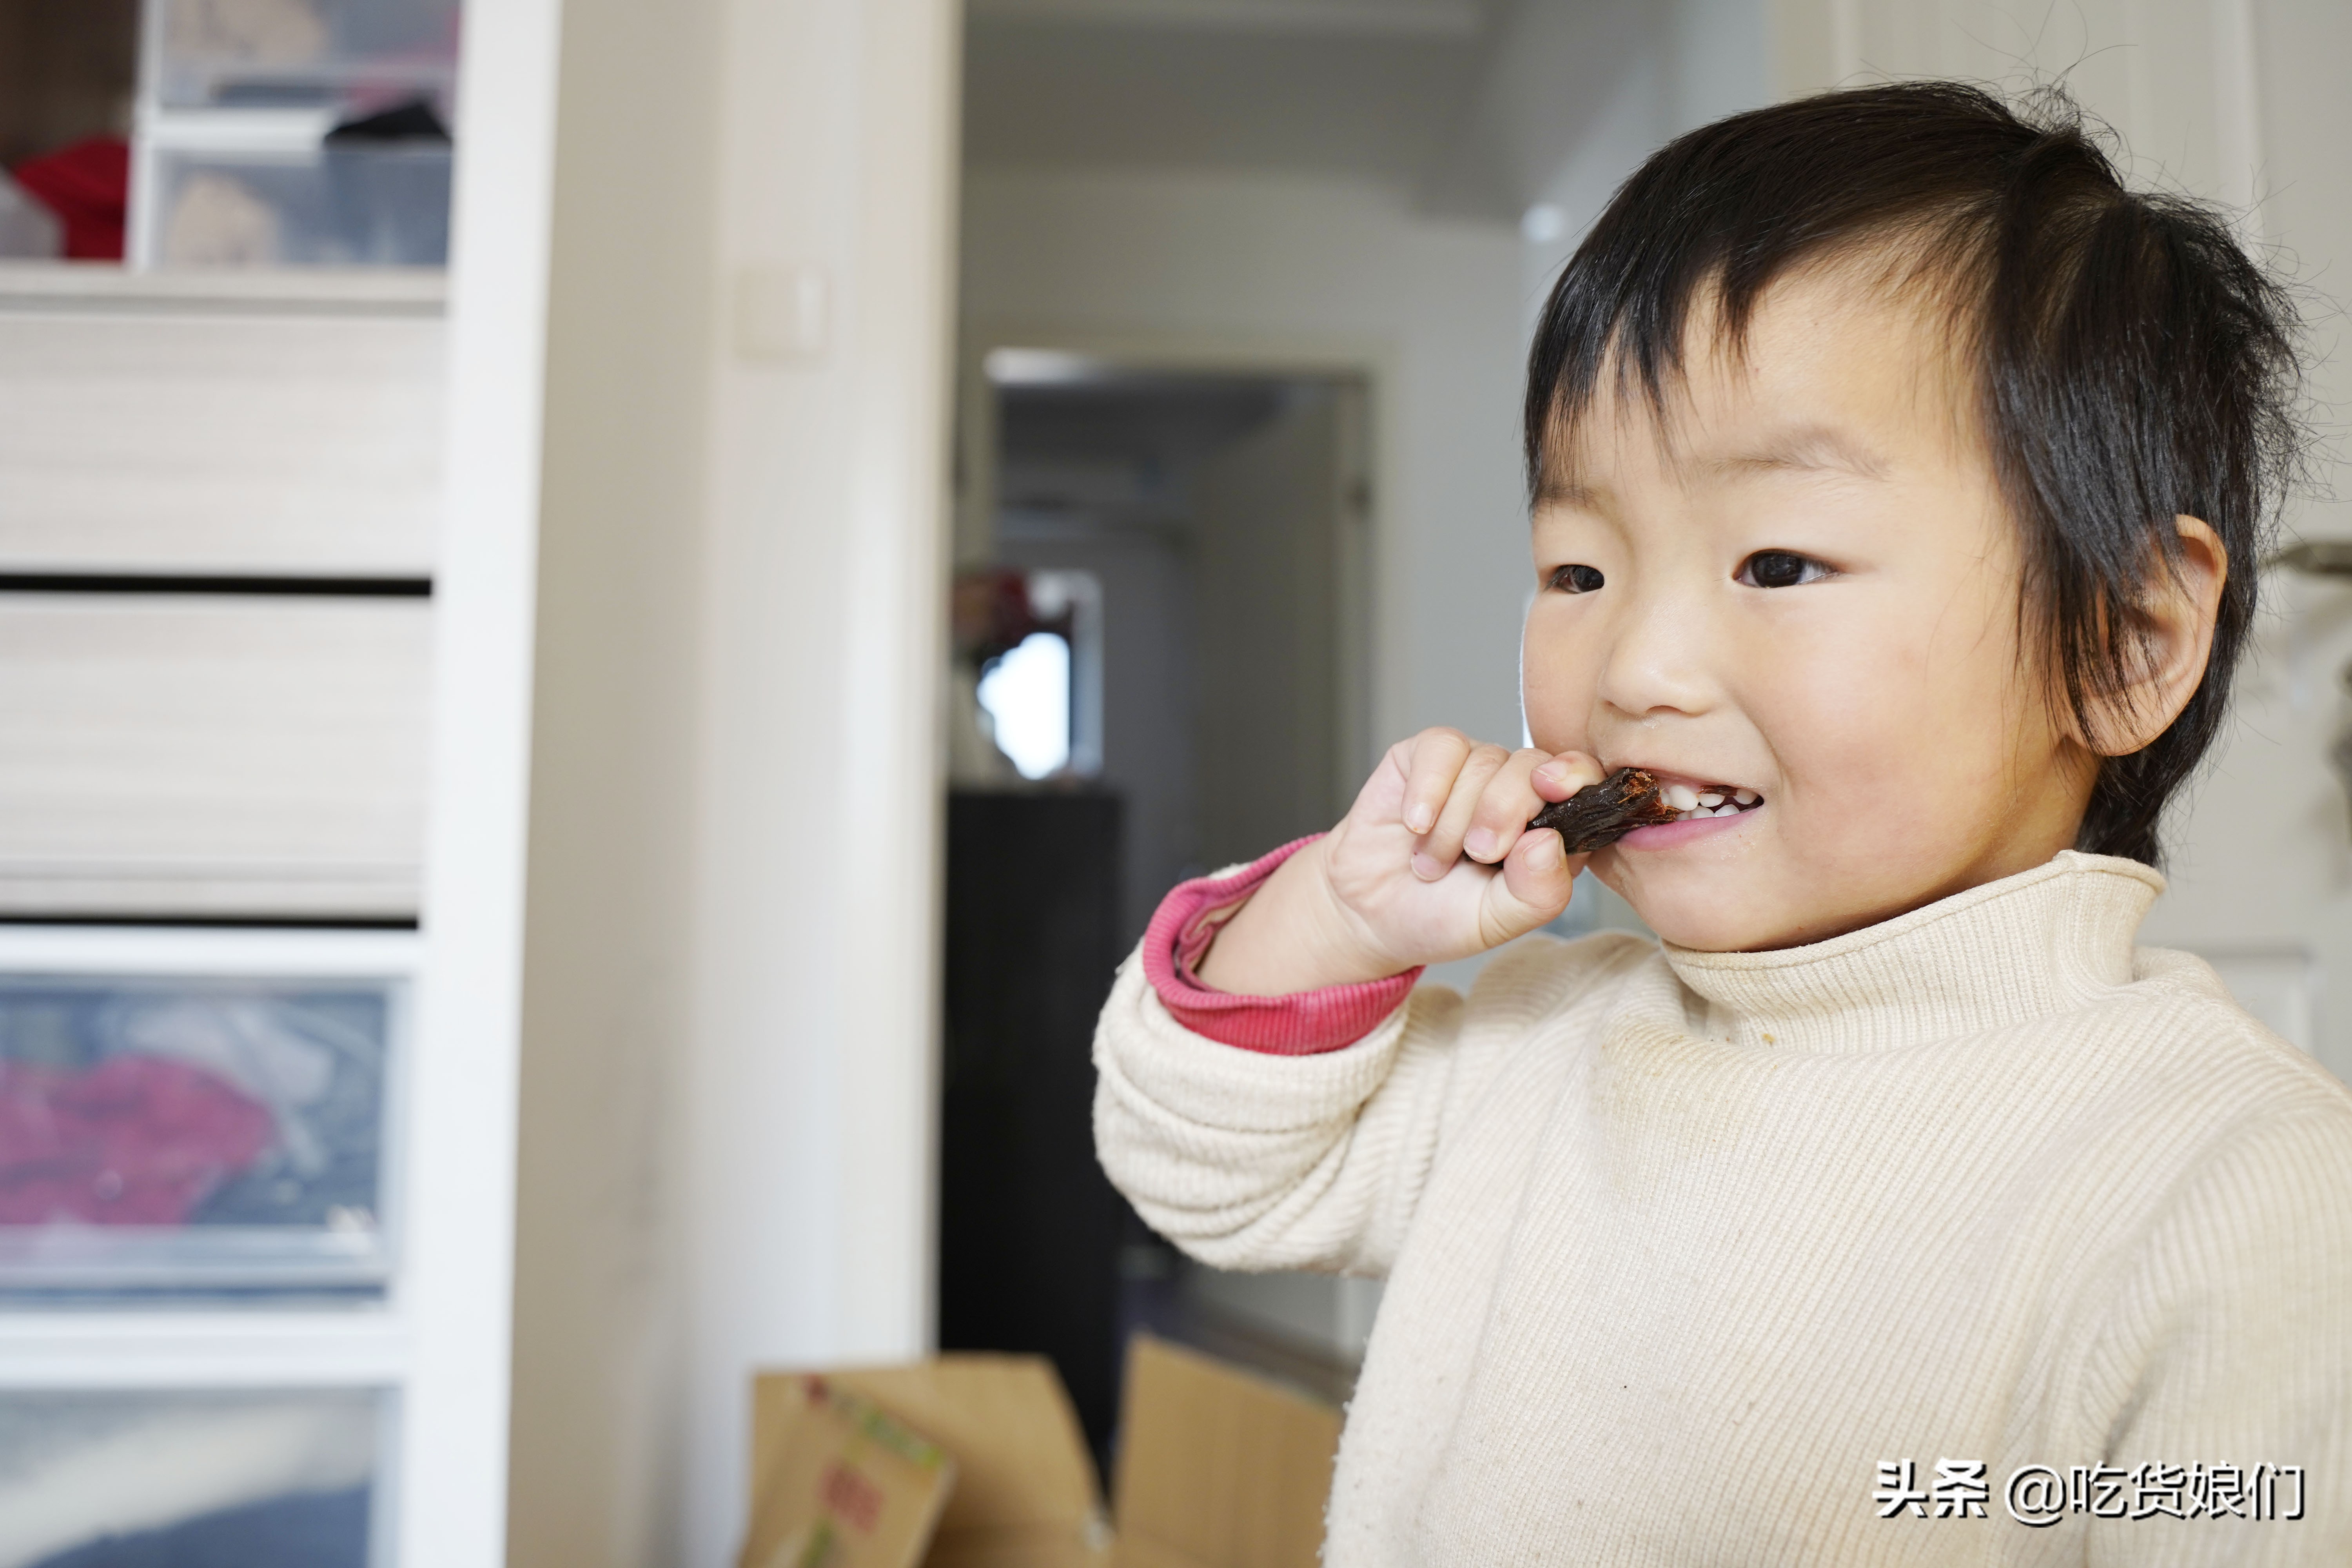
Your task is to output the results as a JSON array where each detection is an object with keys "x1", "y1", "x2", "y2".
[{"x1": 1093, "y1": 83, "x2": 2352, "y2": 1562}]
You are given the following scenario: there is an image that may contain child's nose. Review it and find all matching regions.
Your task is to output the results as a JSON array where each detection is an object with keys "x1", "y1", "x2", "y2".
[{"x1": 1592, "y1": 592, "x2": 1719, "y2": 720}]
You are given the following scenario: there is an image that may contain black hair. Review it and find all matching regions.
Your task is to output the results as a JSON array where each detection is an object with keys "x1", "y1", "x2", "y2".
[{"x1": 1524, "y1": 80, "x2": 2305, "y2": 868}]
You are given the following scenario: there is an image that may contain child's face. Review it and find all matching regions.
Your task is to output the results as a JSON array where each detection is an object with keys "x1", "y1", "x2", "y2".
[{"x1": 1523, "y1": 265, "x2": 2099, "y2": 952}]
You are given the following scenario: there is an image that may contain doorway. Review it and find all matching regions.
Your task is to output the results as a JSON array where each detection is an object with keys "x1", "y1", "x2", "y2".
[{"x1": 938, "y1": 350, "x2": 1376, "y2": 1465}]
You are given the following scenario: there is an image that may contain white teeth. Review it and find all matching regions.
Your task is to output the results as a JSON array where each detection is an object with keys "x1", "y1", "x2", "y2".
[{"x1": 1659, "y1": 781, "x2": 1762, "y2": 819}]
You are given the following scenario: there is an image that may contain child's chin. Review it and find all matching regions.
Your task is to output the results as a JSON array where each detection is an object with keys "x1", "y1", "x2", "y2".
[
  {"x1": 1598, "y1": 863, "x2": 1789, "y2": 953},
  {"x1": 1641, "y1": 908, "x2": 1775, "y2": 953}
]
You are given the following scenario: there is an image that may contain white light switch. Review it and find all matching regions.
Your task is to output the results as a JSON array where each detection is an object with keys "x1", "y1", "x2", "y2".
[{"x1": 733, "y1": 262, "x2": 829, "y2": 364}]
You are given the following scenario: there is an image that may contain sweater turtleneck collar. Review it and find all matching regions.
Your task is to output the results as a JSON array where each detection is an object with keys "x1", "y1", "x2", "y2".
[{"x1": 1660, "y1": 850, "x2": 2167, "y2": 1055}]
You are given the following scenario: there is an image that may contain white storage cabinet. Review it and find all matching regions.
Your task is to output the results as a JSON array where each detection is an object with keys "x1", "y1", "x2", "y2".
[{"x1": 0, "y1": 243, "x2": 530, "y2": 1564}]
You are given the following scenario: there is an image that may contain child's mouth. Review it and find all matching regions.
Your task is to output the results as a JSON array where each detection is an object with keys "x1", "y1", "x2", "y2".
[
  {"x1": 1653, "y1": 779, "x2": 1762, "y2": 822},
  {"x1": 1605, "y1": 770, "x2": 1766, "y2": 852},
  {"x1": 1527, "y1": 767, "x2": 1764, "y2": 853}
]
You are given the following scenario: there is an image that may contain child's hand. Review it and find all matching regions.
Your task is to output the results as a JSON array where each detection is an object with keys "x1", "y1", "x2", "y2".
[{"x1": 1195, "y1": 730, "x2": 1603, "y2": 996}]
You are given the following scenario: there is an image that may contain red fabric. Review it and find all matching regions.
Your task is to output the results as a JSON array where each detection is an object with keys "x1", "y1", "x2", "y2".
[
  {"x1": 11, "y1": 137, "x2": 129, "y2": 261},
  {"x1": 1142, "y1": 834, "x2": 1419, "y2": 1055},
  {"x1": 0, "y1": 1056, "x2": 273, "y2": 1225}
]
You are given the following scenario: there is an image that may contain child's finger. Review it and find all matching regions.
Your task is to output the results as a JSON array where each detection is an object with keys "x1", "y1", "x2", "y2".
[
  {"x1": 1530, "y1": 749, "x2": 1606, "y2": 802},
  {"x1": 1480, "y1": 825, "x2": 1579, "y2": 946},
  {"x1": 1461, "y1": 748, "x2": 1555, "y2": 864},
  {"x1": 1397, "y1": 728, "x2": 1473, "y2": 835},
  {"x1": 1414, "y1": 741, "x2": 1512, "y2": 879}
]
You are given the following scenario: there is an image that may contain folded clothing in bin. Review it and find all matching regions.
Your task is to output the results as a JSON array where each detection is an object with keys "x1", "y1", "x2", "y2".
[
  {"x1": 0, "y1": 1057, "x2": 271, "y2": 1225},
  {"x1": 8, "y1": 139, "x2": 129, "y2": 261},
  {"x1": 0, "y1": 1390, "x2": 377, "y2": 1568}
]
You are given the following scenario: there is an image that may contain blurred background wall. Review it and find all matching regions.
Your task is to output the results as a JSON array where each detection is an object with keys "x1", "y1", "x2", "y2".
[
  {"x1": 508, "y1": 0, "x2": 955, "y2": 1564},
  {"x1": 487, "y1": 1, "x2": 2352, "y2": 1565},
  {"x1": 9, "y1": 0, "x2": 2339, "y2": 1565}
]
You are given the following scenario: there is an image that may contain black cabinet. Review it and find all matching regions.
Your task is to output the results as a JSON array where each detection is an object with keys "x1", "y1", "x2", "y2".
[{"x1": 939, "y1": 788, "x2": 1127, "y2": 1463}]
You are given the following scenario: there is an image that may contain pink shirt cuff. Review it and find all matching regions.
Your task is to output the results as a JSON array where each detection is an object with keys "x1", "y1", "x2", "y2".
[{"x1": 1139, "y1": 833, "x2": 1420, "y2": 1055}]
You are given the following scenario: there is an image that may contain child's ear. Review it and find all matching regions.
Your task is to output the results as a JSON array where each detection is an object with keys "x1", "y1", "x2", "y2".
[{"x1": 2083, "y1": 515, "x2": 2229, "y2": 757}]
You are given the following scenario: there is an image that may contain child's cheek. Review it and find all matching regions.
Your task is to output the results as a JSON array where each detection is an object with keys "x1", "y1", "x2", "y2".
[
  {"x1": 1520, "y1": 610, "x2": 1594, "y2": 754},
  {"x1": 1748, "y1": 597, "x2": 1998, "y2": 880},
  {"x1": 1739, "y1": 604, "x2": 1936, "y2": 824}
]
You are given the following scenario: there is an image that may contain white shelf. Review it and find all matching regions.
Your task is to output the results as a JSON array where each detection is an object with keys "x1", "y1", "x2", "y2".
[
  {"x1": 137, "y1": 106, "x2": 341, "y2": 153},
  {"x1": 0, "y1": 261, "x2": 446, "y2": 315},
  {"x1": 0, "y1": 1310, "x2": 408, "y2": 1386},
  {"x1": 0, "y1": 926, "x2": 421, "y2": 974}
]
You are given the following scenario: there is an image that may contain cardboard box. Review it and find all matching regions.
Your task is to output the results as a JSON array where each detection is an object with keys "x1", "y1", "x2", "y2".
[
  {"x1": 1109, "y1": 1337, "x2": 1342, "y2": 1568},
  {"x1": 738, "y1": 1376, "x2": 957, "y2": 1568},
  {"x1": 743, "y1": 1338, "x2": 1341, "y2": 1568},
  {"x1": 747, "y1": 1354, "x2": 1109, "y2": 1568}
]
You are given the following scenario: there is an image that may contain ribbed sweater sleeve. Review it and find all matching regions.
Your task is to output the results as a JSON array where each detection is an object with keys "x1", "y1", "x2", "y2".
[{"x1": 1092, "y1": 935, "x2": 1468, "y2": 1277}]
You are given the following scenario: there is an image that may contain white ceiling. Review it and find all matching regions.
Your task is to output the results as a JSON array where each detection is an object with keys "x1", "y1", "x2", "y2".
[
  {"x1": 961, "y1": 0, "x2": 1665, "y2": 217},
  {"x1": 963, "y1": 0, "x2": 1503, "y2": 191},
  {"x1": 972, "y1": 0, "x2": 1490, "y2": 34}
]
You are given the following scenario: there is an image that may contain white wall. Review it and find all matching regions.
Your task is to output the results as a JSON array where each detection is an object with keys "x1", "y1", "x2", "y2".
[
  {"x1": 505, "y1": 0, "x2": 720, "y2": 1560},
  {"x1": 964, "y1": 169, "x2": 1531, "y2": 757},
  {"x1": 507, "y1": 0, "x2": 960, "y2": 1565},
  {"x1": 1513, "y1": 0, "x2": 1771, "y2": 304}
]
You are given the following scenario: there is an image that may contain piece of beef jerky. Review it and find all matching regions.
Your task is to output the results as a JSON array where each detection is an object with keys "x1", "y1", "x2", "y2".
[{"x1": 1525, "y1": 766, "x2": 1680, "y2": 854}]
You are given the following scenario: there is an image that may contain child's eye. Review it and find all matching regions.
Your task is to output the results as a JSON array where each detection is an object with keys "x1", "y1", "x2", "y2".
[
  {"x1": 1736, "y1": 550, "x2": 1831, "y2": 589},
  {"x1": 1549, "y1": 564, "x2": 1605, "y2": 594}
]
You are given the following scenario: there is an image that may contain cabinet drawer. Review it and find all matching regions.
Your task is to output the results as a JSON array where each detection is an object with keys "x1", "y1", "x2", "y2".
[
  {"x1": 0, "y1": 1388, "x2": 387, "y2": 1567},
  {"x1": 0, "y1": 307, "x2": 442, "y2": 576},
  {"x1": 156, "y1": 0, "x2": 459, "y2": 110},
  {"x1": 0, "y1": 595, "x2": 428, "y2": 919},
  {"x1": 0, "y1": 962, "x2": 402, "y2": 1297},
  {"x1": 151, "y1": 146, "x2": 454, "y2": 271}
]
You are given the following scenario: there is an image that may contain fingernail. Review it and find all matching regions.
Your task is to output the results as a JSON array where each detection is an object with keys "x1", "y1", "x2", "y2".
[
  {"x1": 1405, "y1": 804, "x2": 1434, "y2": 833},
  {"x1": 1533, "y1": 760, "x2": 1567, "y2": 786},
  {"x1": 1464, "y1": 827, "x2": 1497, "y2": 860},
  {"x1": 1528, "y1": 831, "x2": 1563, "y2": 869},
  {"x1": 1411, "y1": 852, "x2": 1445, "y2": 881}
]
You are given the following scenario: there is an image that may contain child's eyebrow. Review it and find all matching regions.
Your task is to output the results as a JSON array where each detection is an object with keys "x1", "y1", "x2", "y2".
[
  {"x1": 1533, "y1": 475, "x2": 1604, "y2": 509},
  {"x1": 1534, "y1": 425, "x2": 1889, "y2": 512},
  {"x1": 1697, "y1": 426, "x2": 1892, "y2": 483}
]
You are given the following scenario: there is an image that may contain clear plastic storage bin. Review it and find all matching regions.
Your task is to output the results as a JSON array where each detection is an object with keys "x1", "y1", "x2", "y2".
[
  {"x1": 151, "y1": 0, "x2": 459, "y2": 110},
  {"x1": 0, "y1": 1387, "x2": 385, "y2": 1568},
  {"x1": 149, "y1": 144, "x2": 450, "y2": 267},
  {"x1": 0, "y1": 975, "x2": 399, "y2": 1297}
]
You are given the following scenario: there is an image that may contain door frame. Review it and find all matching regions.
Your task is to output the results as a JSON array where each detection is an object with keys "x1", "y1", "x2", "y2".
[{"x1": 956, "y1": 320, "x2": 1395, "y2": 805}]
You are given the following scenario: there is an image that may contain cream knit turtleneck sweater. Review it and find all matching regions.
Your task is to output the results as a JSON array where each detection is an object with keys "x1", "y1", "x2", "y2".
[{"x1": 1093, "y1": 851, "x2": 2352, "y2": 1564}]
